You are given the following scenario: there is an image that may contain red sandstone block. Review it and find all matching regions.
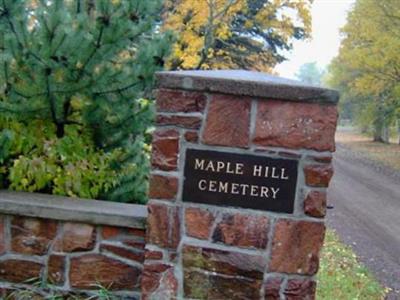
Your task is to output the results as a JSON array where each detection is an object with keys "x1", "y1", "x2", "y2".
[
  {"x1": 182, "y1": 245, "x2": 265, "y2": 279},
  {"x1": 145, "y1": 249, "x2": 163, "y2": 260},
  {"x1": 253, "y1": 100, "x2": 338, "y2": 152},
  {"x1": 142, "y1": 263, "x2": 170, "y2": 296},
  {"x1": 156, "y1": 115, "x2": 202, "y2": 129},
  {"x1": 264, "y1": 277, "x2": 283, "y2": 299},
  {"x1": 122, "y1": 237, "x2": 146, "y2": 250},
  {"x1": 156, "y1": 89, "x2": 207, "y2": 113},
  {"x1": 304, "y1": 190, "x2": 327, "y2": 218},
  {"x1": 0, "y1": 259, "x2": 43, "y2": 283},
  {"x1": 269, "y1": 219, "x2": 325, "y2": 275},
  {"x1": 304, "y1": 164, "x2": 334, "y2": 187},
  {"x1": 101, "y1": 226, "x2": 121, "y2": 240},
  {"x1": 170, "y1": 206, "x2": 181, "y2": 249},
  {"x1": 169, "y1": 251, "x2": 178, "y2": 262},
  {"x1": 146, "y1": 203, "x2": 180, "y2": 249},
  {"x1": 151, "y1": 129, "x2": 179, "y2": 171},
  {"x1": 155, "y1": 268, "x2": 178, "y2": 299},
  {"x1": 126, "y1": 228, "x2": 146, "y2": 238},
  {"x1": 143, "y1": 262, "x2": 170, "y2": 273},
  {"x1": 148, "y1": 174, "x2": 178, "y2": 200},
  {"x1": 146, "y1": 267, "x2": 177, "y2": 299},
  {"x1": 185, "y1": 207, "x2": 215, "y2": 240},
  {"x1": 100, "y1": 244, "x2": 144, "y2": 263},
  {"x1": 69, "y1": 254, "x2": 141, "y2": 290},
  {"x1": 202, "y1": 94, "x2": 251, "y2": 148},
  {"x1": 11, "y1": 217, "x2": 57, "y2": 255},
  {"x1": 284, "y1": 278, "x2": 317, "y2": 300},
  {"x1": 103, "y1": 227, "x2": 146, "y2": 254},
  {"x1": 54, "y1": 222, "x2": 96, "y2": 252},
  {"x1": 212, "y1": 213, "x2": 269, "y2": 249},
  {"x1": 0, "y1": 217, "x2": 5, "y2": 255},
  {"x1": 142, "y1": 263, "x2": 177, "y2": 300},
  {"x1": 48, "y1": 254, "x2": 65, "y2": 285},
  {"x1": 184, "y1": 131, "x2": 199, "y2": 143},
  {"x1": 184, "y1": 269, "x2": 262, "y2": 300},
  {"x1": 102, "y1": 226, "x2": 146, "y2": 240},
  {"x1": 147, "y1": 211, "x2": 169, "y2": 248}
]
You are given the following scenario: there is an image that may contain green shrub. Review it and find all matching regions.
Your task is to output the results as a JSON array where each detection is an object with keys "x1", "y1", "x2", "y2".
[
  {"x1": 0, "y1": 1, "x2": 171, "y2": 203},
  {"x1": 0, "y1": 116, "x2": 150, "y2": 202},
  {"x1": 0, "y1": 106, "x2": 153, "y2": 203}
]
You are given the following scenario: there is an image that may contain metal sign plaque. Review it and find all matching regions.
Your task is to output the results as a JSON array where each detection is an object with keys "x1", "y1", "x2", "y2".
[{"x1": 182, "y1": 149, "x2": 298, "y2": 213}]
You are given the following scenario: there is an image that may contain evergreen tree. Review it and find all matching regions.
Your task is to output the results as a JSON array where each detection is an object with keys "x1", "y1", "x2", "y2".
[{"x1": 0, "y1": 0, "x2": 172, "y2": 202}]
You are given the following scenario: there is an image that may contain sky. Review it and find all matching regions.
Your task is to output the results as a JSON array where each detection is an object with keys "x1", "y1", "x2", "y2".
[{"x1": 274, "y1": 0, "x2": 355, "y2": 79}]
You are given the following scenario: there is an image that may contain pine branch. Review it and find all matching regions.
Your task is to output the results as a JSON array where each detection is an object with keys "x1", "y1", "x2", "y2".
[
  {"x1": 3, "y1": 62, "x2": 10, "y2": 94},
  {"x1": 10, "y1": 84, "x2": 90, "y2": 99},
  {"x1": 93, "y1": 81, "x2": 142, "y2": 96},
  {"x1": 76, "y1": 0, "x2": 81, "y2": 14},
  {"x1": 52, "y1": 33, "x2": 67, "y2": 55},
  {"x1": 2, "y1": 1, "x2": 48, "y2": 67},
  {"x1": 63, "y1": 97, "x2": 72, "y2": 122},
  {"x1": 12, "y1": 89, "x2": 33, "y2": 99},
  {"x1": 46, "y1": 75, "x2": 58, "y2": 126},
  {"x1": 0, "y1": 103, "x2": 47, "y2": 115},
  {"x1": 76, "y1": 25, "x2": 105, "y2": 80},
  {"x1": 2, "y1": 0, "x2": 24, "y2": 50},
  {"x1": 64, "y1": 120, "x2": 83, "y2": 126}
]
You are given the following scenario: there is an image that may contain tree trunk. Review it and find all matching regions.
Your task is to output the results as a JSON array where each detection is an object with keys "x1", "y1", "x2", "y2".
[
  {"x1": 398, "y1": 119, "x2": 400, "y2": 145},
  {"x1": 372, "y1": 100, "x2": 389, "y2": 143},
  {"x1": 373, "y1": 114, "x2": 385, "y2": 142},
  {"x1": 382, "y1": 125, "x2": 389, "y2": 143},
  {"x1": 360, "y1": 126, "x2": 368, "y2": 134},
  {"x1": 56, "y1": 123, "x2": 65, "y2": 138}
]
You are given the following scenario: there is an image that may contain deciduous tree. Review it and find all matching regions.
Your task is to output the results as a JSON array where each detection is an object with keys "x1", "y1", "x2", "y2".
[
  {"x1": 163, "y1": 0, "x2": 312, "y2": 72},
  {"x1": 327, "y1": 0, "x2": 400, "y2": 143},
  {"x1": 295, "y1": 62, "x2": 324, "y2": 86}
]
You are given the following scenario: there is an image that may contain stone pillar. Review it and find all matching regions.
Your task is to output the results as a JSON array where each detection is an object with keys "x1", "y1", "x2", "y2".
[{"x1": 142, "y1": 70, "x2": 339, "y2": 300}]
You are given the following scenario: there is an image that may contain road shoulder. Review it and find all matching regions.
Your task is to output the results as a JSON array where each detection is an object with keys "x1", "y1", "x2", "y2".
[{"x1": 327, "y1": 144, "x2": 400, "y2": 299}]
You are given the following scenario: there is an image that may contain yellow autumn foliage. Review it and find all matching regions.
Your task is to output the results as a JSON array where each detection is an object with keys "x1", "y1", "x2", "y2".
[
  {"x1": 327, "y1": 0, "x2": 400, "y2": 141},
  {"x1": 163, "y1": 0, "x2": 312, "y2": 71},
  {"x1": 330, "y1": 0, "x2": 400, "y2": 97}
]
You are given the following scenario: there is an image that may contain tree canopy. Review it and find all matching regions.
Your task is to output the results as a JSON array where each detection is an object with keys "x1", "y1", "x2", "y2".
[
  {"x1": 295, "y1": 62, "x2": 324, "y2": 86},
  {"x1": 163, "y1": 0, "x2": 312, "y2": 72},
  {"x1": 326, "y1": 0, "x2": 400, "y2": 142}
]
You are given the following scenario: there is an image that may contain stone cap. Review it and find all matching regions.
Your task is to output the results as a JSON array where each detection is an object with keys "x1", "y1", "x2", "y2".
[
  {"x1": 0, "y1": 191, "x2": 148, "y2": 229},
  {"x1": 156, "y1": 70, "x2": 339, "y2": 104}
]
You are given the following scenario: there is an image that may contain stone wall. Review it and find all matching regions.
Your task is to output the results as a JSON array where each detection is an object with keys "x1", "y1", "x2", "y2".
[
  {"x1": 142, "y1": 70, "x2": 339, "y2": 299},
  {"x1": 0, "y1": 70, "x2": 339, "y2": 300},
  {"x1": 0, "y1": 191, "x2": 147, "y2": 299}
]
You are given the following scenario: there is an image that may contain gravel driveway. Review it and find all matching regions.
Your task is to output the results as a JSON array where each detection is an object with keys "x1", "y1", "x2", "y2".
[{"x1": 327, "y1": 144, "x2": 400, "y2": 299}]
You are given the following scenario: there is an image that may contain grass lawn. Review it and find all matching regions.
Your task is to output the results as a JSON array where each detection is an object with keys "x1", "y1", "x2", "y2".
[
  {"x1": 317, "y1": 229, "x2": 389, "y2": 300},
  {"x1": 335, "y1": 130, "x2": 400, "y2": 171}
]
